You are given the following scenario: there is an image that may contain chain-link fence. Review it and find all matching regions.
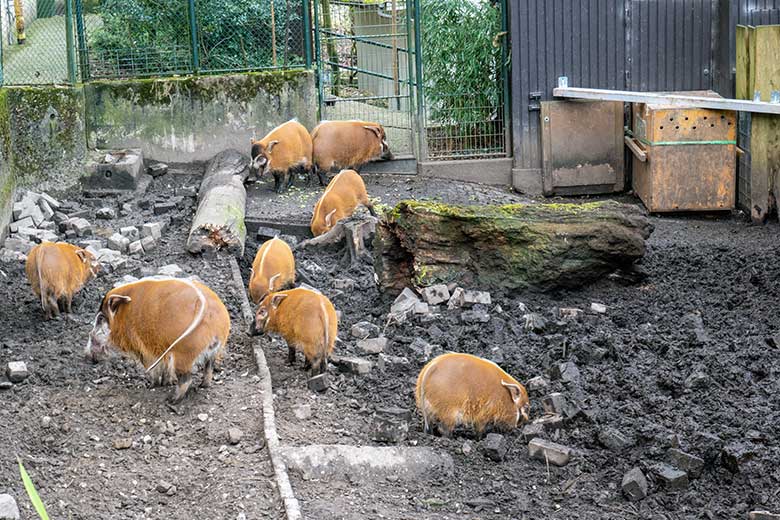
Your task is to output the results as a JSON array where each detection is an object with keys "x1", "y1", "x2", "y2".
[{"x1": 0, "y1": 0, "x2": 310, "y2": 84}]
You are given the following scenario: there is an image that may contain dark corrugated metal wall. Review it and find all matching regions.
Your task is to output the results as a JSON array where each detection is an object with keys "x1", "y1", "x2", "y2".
[{"x1": 511, "y1": 0, "x2": 780, "y2": 175}]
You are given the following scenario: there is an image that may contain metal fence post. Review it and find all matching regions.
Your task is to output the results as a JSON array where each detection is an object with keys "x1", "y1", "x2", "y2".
[
  {"x1": 312, "y1": 0, "x2": 324, "y2": 119},
  {"x1": 65, "y1": 0, "x2": 77, "y2": 84},
  {"x1": 75, "y1": 0, "x2": 88, "y2": 81},
  {"x1": 187, "y1": 0, "x2": 200, "y2": 73},
  {"x1": 302, "y1": 0, "x2": 312, "y2": 68},
  {"x1": 412, "y1": 0, "x2": 427, "y2": 160}
]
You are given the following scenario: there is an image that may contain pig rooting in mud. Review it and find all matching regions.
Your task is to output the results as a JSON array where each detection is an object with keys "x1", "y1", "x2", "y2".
[
  {"x1": 86, "y1": 277, "x2": 231, "y2": 403},
  {"x1": 416, "y1": 353, "x2": 530, "y2": 437},
  {"x1": 249, "y1": 237, "x2": 296, "y2": 305},
  {"x1": 252, "y1": 287, "x2": 337, "y2": 379}
]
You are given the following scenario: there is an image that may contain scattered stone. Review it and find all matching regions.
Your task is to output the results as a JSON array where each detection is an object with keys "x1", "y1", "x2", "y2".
[
  {"x1": 376, "y1": 406, "x2": 412, "y2": 421},
  {"x1": 18, "y1": 204, "x2": 45, "y2": 227},
  {"x1": 421, "y1": 284, "x2": 450, "y2": 306},
  {"x1": 108, "y1": 233, "x2": 130, "y2": 253},
  {"x1": 749, "y1": 512, "x2": 780, "y2": 520},
  {"x1": 128, "y1": 240, "x2": 143, "y2": 255},
  {"x1": 307, "y1": 373, "x2": 329, "y2": 392},
  {"x1": 64, "y1": 229, "x2": 77, "y2": 239},
  {"x1": 6, "y1": 362, "x2": 28, "y2": 383},
  {"x1": 358, "y1": 337, "x2": 388, "y2": 354},
  {"x1": 166, "y1": 486, "x2": 177, "y2": 496},
  {"x1": 113, "y1": 438, "x2": 133, "y2": 450},
  {"x1": 39, "y1": 192, "x2": 60, "y2": 210},
  {"x1": 413, "y1": 301, "x2": 430, "y2": 315},
  {"x1": 532, "y1": 414, "x2": 564, "y2": 431},
  {"x1": 38, "y1": 221, "x2": 56, "y2": 231},
  {"x1": 9, "y1": 217, "x2": 34, "y2": 234},
  {"x1": 667, "y1": 448, "x2": 705, "y2": 478},
  {"x1": 721, "y1": 442, "x2": 756, "y2": 473},
  {"x1": 142, "y1": 222, "x2": 163, "y2": 240},
  {"x1": 0, "y1": 249, "x2": 26, "y2": 264},
  {"x1": 332, "y1": 356, "x2": 372, "y2": 375},
  {"x1": 590, "y1": 302, "x2": 607, "y2": 314},
  {"x1": 69, "y1": 217, "x2": 93, "y2": 237},
  {"x1": 598, "y1": 427, "x2": 633, "y2": 451},
  {"x1": 390, "y1": 287, "x2": 420, "y2": 318},
  {"x1": 0, "y1": 493, "x2": 20, "y2": 520},
  {"x1": 177, "y1": 185, "x2": 198, "y2": 198},
  {"x1": 527, "y1": 376, "x2": 549, "y2": 393},
  {"x1": 350, "y1": 321, "x2": 380, "y2": 340},
  {"x1": 557, "y1": 361, "x2": 581, "y2": 385},
  {"x1": 376, "y1": 354, "x2": 410, "y2": 370},
  {"x1": 621, "y1": 467, "x2": 648, "y2": 501},
  {"x1": 197, "y1": 413, "x2": 208, "y2": 422},
  {"x1": 409, "y1": 337, "x2": 435, "y2": 361},
  {"x1": 148, "y1": 163, "x2": 169, "y2": 177},
  {"x1": 141, "y1": 235, "x2": 157, "y2": 252},
  {"x1": 158, "y1": 264, "x2": 185, "y2": 278},
  {"x1": 462, "y1": 441, "x2": 473, "y2": 456},
  {"x1": 156, "y1": 480, "x2": 173, "y2": 493},
  {"x1": 372, "y1": 416, "x2": 408, "y2": 443},
  {"x1": 523, "y1": 313, "x2": 547, "y2": 332},
  {"x1": 693, "y1": 431, "x2": 723, "y2": 465},
  {"x1": 652, "y1": 463, "x2": 689, "y2": 490},
  {"x1": 482, "y1": 433, "x2": 508, "y2": 462},
  {"x1": 119, "y1": 203, "x2": 133, "y2": 216},
  {"x1": 41, "y1": 416, "x2": 52, "y2": 428},
  {"x1": 461, "y1": 309, "x2": 490, "y2": 323},
  {"x1": 559, "y1": 307, "x2": 583, "y2": 320},
  {"x1": 528, "y1": 438, "x2": 572, "y2": 466},
  {"x1": 227, "y1": 428, "x2": 244, "y2": 445},
  {"x1": 684, "y1": 370, "x2": 710, "y2": 389},
  {"x1": 96, "y1": 207, "x2": 116, "y2": 220},
  {"x1": 0, "y1": 380, "x2": 12, "y2": 390},
  {"x1": 52, "y1": 211, "x2": 69, "y2": 225},
  {"x1": 521, "y1": 422, "x2": 544, "y2": 442},
  {"x1": 256, "y1": 226, "x2": 281, "y2": 240},
  {"x1": 120, "y1": 226, "x2": 140, "y2": 240},
  {"x1": 333, "y1": 278, "x2": 356, "y2": 291},
  {"x1": 38, "y1": 199, "x2": 55, "y2": 220},
  {"x1": 461, "y1": 290, "x2": 491, "y2": 306},
  {"x1": 447, "y1": 287, "x2": 465, "y2": 309},
  {"x1": 154, "y1": 201, "x2": 177, "y2": 215},
  {"x1": 542, "y1": 393, "x2": 581, "y2": 420},
  {"x1": 293, "y1": 404, "x2": 312, "y2": 420}
]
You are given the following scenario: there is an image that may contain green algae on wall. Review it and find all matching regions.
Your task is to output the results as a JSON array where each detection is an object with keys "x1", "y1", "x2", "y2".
[{"x1": 84, "y1": 70, "x2": 316, "y2": 163}]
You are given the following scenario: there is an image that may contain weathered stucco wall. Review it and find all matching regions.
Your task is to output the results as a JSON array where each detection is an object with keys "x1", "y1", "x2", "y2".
[
  {"x1": 84, "y1": 70, "x2": 317, "y2": 163},
  {"x1": 0, "y1": 85, "x2": 87, "y2": 239}
]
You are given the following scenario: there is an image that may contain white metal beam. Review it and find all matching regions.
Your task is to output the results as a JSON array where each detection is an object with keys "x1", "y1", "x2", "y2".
[{"x1": 553, "y1": 77, "x2": 780, "y2": 115}]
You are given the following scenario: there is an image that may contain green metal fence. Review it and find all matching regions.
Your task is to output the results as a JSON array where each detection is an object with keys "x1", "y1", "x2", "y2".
[{"x1": 0, "y1": 0, "x2": 311, "y2": 84}]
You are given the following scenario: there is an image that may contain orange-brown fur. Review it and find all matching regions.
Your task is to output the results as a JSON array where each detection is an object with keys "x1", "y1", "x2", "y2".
[
  {"x1": 310, "y1": 169, "x2": 375, "y2": 236},
  {"x1": 25, "y1": 242, "x2": 98, "y2": 319},
  {"x1": 87, "y1": 278, "x2": 230, "y2": 403},
  {"x1": 254, "y1": 287, "x2": 337, "y2": 377},
  {"x1": 250, "y1": 120, "x2": 313, "y2": 193},
  {"x1": 249, "y1": 237, "x2": 296, "y2": 304},
  {"x1": 311, "y1": 120, "x2": 392, "y2": 174},
  {"x1": 415, "y1": 353, "x2": 530, "y2": 436}
]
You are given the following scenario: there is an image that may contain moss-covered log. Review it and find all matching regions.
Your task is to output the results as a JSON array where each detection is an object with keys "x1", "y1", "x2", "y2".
[
  {"x1": 374, "y1": 200, "x2": 653, "y2": 294},
  {"x1": 187, "y1": 149, "x2": 248, "y2": 257}
]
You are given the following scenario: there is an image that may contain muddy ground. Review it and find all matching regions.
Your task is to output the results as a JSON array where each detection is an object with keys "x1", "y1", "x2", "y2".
[{"x1": 2, "y1": 169, "x2": 779, "y2": 520}]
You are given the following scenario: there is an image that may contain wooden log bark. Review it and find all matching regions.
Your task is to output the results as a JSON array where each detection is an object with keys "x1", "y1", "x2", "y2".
[
  {"x1": 187, "y1": 149, "x2": 249, "y2": 257},
  {"x1": 296, "y1": 214, "x2": 377, "y2": 265},
  {"x1": 374, "y1": 200, "x2": 653, "y2": 294}
]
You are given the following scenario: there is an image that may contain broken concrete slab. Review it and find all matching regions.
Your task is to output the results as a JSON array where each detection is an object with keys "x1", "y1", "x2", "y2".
[
  {"x1": 9, "y1": 217, "x2": 34, "y2": 234},
  {"x1": 667, "y1": 448, "x2": 704, "y2": 479},
  {"x1": 528, "y1": 438, "x2": 572, "y2": 466},
  {"x1": 390, "y1": 287, "x2": 420, "y2": 318},
  {"x1": 521, "y1": 422, "x2": 544, "y2": 442},
  {"x1": 721, "y1": 442, "x2": 756, "y2": 473},
  {"x1": 331, "y1": 356, "x2": 372, "y2": 375},
  {"x1": 0, "y1": 493, "x2": 20, "y2": 520},
  {"x1": 128, "y1": 240, "x2": 143, "y2": 256},
  {"x1": 590, "y1": 302, "x2": 607, "y2": 314},
  {"x1": 460, "y1": 290, "x2": 491, "y2": 307},
  {"x1": 461, "y1": 309, "x2": 490, "y2": 323},
  {"x1": 351, "y1": 321, "x2": 380, "y2": 340},
  {"x1": 68, "y1": 217, "x2": 93, "y2": 237},
  {"x1": 749, "y1": 512, "x2": 780, "y2": 520},
  {"x1": 482, "y1": 433, "x2": 508, "y2": 462},
  {"x1": 120, "y1": 226, "x2": 140, "y2": 241},
  {"x1": 621, "y1": 467, "x2": 648, "y2": 501},
  {"x1": 158, "y1": 264, "x2": 185, "y2": 278},
  {"x1": 358, "y1": 337, "x2": 388, "y2": 354},
  {"x1": 148, "y1": 163, "x2": 169, "y2": 177},
  {"x1": 142, "y1": 222, "x2": 162, "y2": 240},
  {"x1": 372, "y1": 416, "x2": 409, "y2": 444},
  {"x1": 141, "y1": 236, "x2": 158, "y2": 253},
  {"x1": 7, "y1": 361, "x2": 29, "y2": 383},
  {"x1": 447, "y1": 287, "x2": 465, "y2": 309},
  {"x1": 108, "y1": 233, "x2": 130, "y2": 253},
  {"x1": 307, "y1": 373, "x2": 329, "y2": 393},
  {"x1": 526, "y1": 376, "x2": 549, "y2": 393},
  {"x1": 420, "y1": 284, "x2": 450, "y2": 306},
  {"x1": 280, "y1": 445, "x2": 454, "y2": 481},
  {"x1": 652, "y1": 463, "x2": 688, "y2": 490},
  {"x1": 96, "y1": 207, "x2": 116, "y2": 220},
  {"x1": 598, "y1": 427, "x2": 634, "y2": 451},
  {"x1": 86, "y1": 149, "x2": 144, "y2": 191}
]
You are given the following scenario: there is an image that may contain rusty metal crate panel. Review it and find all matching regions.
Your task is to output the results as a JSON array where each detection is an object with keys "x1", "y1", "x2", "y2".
[{"x1": 541, "y1": 100, "x2": 625, "y2": 196}]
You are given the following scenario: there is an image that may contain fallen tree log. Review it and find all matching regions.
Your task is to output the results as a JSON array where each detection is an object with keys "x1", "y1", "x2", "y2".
[
  {"x1": 187, "y1": 149, "x2": 249, "y2": 257},
  {"x1": 374, "y1": 200, "x2": 653, "y2": 294}
]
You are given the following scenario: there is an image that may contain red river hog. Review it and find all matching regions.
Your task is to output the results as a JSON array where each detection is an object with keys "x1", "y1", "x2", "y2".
[
  {"x1": 311, "y1": 120, "x2": 393, "y2": 176},
  {"x1": 250, "y1": 119, "x2": 315, "y2": 192},
  {"x1": 86, "y1": 277, "x2": 231, "y2": 403},
  {"x1": 415, "y1": 353, "x2": 530, "y2": 436},
  {"x1": 253, "y1": 287, "x2": 337, "y2": 378},
  {"x1": 249, "y1": 237, "x2": 296, "y2": 304},
  {"x1": 26, "y1": 242, "x2": 100, "y2": 319},
  {"x1": 310, "y1": 169, "x2": 376, "y2": 236}
]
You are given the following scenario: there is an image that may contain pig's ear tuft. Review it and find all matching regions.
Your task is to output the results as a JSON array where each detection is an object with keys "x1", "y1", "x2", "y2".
[
  {"x1": 324, "y1": 209, "x2": 337, "y2": 227},
  {"x1": 270, "y1": 293, "x2": 288, "y2": 309},
  {"x1": 75, "y1": 249, "x2": 89, "y2": 263},
  {"x1": 501, "y1": 380, "x2": 523, "y2": 404},
  {"x1": 106, "y1": 294, "x2": 132, "y2": 321},
  {"x1": 363, "y1": 125, "x2": 382, "y2": 139}
]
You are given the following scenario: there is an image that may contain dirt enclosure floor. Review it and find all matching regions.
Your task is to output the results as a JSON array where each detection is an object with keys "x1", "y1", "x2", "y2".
[{"x1": 1, "y1": 171, "x2": 779, "y2": 520}]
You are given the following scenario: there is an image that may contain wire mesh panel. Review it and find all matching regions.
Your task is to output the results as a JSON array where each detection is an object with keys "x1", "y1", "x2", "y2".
[
  {"x1": 315, "y1": 0, "x2": 415, "y2": 157},
  {"x1": 196, "y1": 0, "x2": 307, "y2": 73},
  {"x1": 74, "y1": 0, "x2": 192, "y2": 80},
  {"x1": 418, "y1": 0, "x2": 508, "y2": 161},
  {"x1": 1, "y1": 0, "x2": 72, "y2": 84}
]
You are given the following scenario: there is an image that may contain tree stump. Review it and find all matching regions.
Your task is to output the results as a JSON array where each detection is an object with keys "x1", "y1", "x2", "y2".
[
  {"x1": 187, "y1": 149, "x2": 249, "y2": 257},
  {"x1": 374, "y1": 200, "x2": 653, "y2": 294},
  {"x1": 296, "y1": 213, "x2": 377, "y2": 265}
]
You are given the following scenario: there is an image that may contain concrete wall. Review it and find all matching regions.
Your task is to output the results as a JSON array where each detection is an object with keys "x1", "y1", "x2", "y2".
[
  {"x1": 84, "y1": 70, "x2": 317, "y2": 163},
  {"x1": 0, "y1": 85, "x2": 87, "y2": 238}
]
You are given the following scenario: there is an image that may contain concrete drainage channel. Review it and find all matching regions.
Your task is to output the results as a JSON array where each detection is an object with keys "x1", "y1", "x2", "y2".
[{"x1": 228, "y1": 256, "x2": 455, "y2": 519}]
